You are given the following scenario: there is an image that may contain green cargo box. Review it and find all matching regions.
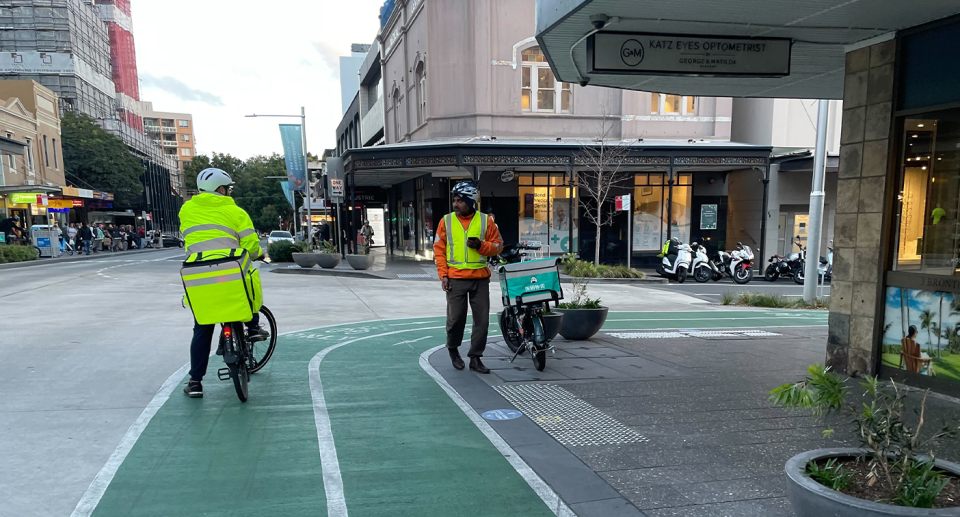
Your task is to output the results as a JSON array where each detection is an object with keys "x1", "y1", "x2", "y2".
[{"x1": 498, "y1": 257, "x2": 563, "y2": 307}]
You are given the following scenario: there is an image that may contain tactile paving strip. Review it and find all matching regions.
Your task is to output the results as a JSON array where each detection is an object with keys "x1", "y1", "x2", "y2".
[
  {"x1": 397, "y1": 273, "x2": 432, "y2": 279},
  {"x1": 493, "y1": 384, "x2": 648, "y2": 447},
  {"x1": 606, "y1": 329, "x2": 781, "y2": 339}
]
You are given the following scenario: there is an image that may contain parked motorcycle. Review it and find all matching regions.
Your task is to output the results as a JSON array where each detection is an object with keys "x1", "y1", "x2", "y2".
[
  {"x1": 764, "y1": 235, "x2": 805, "y2": 282},
  {"x1": 691, "y1": 242, "x2": 721, "y2": 283},
  {"x1": 716, "y1": 242, "x2": 754, "y2": 284},
  {"x1": 792, "y1": 238, "x2": 830, "y2": 285},
  {"x1": 656, "y1": 237, "x2": 693, "y2": 283}
]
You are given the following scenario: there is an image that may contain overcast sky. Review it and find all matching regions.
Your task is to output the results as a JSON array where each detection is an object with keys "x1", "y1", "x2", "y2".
[{"x1": 132, "y1": 0, "x2": 384, "y2": 160}]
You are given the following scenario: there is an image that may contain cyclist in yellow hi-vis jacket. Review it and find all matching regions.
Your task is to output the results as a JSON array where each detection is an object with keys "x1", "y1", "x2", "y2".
[{"x1": 180, "y1": 168, "x2": 268, "y2": 398}]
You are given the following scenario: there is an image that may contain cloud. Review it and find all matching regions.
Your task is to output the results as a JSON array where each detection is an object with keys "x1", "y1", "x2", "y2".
[
  {"x1": 311, "y1": 41, "x2": 343, "y2": 72},
  {"x1": 140, "y1": 73, "x2": 225, "y2": 107}
]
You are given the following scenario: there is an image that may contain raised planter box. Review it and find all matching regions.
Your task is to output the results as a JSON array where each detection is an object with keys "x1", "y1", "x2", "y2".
[
  {"x1": 346, "y1": 254, "x2": 374, "y2": 270},
  {"x1": 316, "y1": 253, "x2": 341, "y2": 269},
  {"x1": 785, "y1": 448, "x2": 960, "y2": 516},
  {"x1": 555, "y1": 307, "x2": 608, "y2": 341},
  {"x1": 292, "y1": 252, "x2": 319, "y2": 268}
]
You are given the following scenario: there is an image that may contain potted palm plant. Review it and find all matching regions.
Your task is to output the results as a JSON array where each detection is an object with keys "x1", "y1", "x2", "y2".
[
  {"x1": 555, "y1": 277, "x2": 608, "y2": 340},
  {"x1": 315, "y1": 240, "x2": 341, "y2": 269},
  {"x1": 771, "y1": 365, "x2": 960, "y2": 516}
]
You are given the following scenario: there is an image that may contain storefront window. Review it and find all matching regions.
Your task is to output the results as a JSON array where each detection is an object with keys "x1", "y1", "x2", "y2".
[
  {"x1": 633, "y1": 173, "x2": 692, "y2": 250},
  {"x1": 893, "y1": 109, "x2": 960, "y2": 274},
  {"x1": 517, "y1": 172, "x2": 577, "y2": 254}
]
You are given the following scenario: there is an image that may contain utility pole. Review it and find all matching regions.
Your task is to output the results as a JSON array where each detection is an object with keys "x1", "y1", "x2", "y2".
[
  {"x1": 301, "y1": 107, "x2": 312, "y2": 246},
  {"x1": 803, "y1": 100, "x2": 829, "y2": 304}
]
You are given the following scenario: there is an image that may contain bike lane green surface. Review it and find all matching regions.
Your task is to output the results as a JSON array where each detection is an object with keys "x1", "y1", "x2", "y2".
[{"x1": 86, "y1": 310, "x2": 827, "y2": 517}]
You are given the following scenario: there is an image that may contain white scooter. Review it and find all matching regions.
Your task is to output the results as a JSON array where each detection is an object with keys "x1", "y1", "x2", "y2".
[
  {"x1": 657, "y1": 238, "x2": 693, "y2": 283},
  {"x1": 691, "y1": 242, "x2": 721, "y2": 283}
]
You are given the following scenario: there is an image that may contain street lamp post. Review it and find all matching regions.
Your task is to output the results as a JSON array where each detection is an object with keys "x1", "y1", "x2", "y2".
[{"x1": 246, "y1": 108, "x2": 312, "y2": 245}]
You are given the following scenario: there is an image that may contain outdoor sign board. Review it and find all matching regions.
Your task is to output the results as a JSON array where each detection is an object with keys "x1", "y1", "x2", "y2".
[
  {"x1": 700, "y1": 204, "x2": 718, "y2": 230},
  {"x1": 588, "y1": 32, "x2": 791, "y2": 77},
  {"x1": 279, "y1": 124, "x2": 306, "y2": 192},
  {"x1": 9, "y1": 193, "x2": 47, "y2": 205},
  {"x1": 47, "y1": 199, "x2": 75, "y2": 209},
  {"x1": 325, "y1": 157, "x2": 344, "y2": 203},
  {"x1": 615, "y1": 194, "x2": 631, "y2": 211}
]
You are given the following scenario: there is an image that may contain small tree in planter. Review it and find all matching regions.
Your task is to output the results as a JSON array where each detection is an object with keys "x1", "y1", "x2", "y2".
[
  {"x1": 555, "y1": 277, "x2": 608, "y2": 340},
  {"x1": 771, "y1": 365, "x2": 960, "y2": 514}
]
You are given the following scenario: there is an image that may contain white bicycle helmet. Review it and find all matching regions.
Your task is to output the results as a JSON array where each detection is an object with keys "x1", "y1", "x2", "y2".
[
  {"x1": 197, "y1": 168, "x2": 234, "y2": 193},
  {"x1": 451, "y1": 181, "x2": 480, "y2": 207}
]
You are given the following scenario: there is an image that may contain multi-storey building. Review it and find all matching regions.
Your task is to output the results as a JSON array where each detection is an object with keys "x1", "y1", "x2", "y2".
[
  {"x1": 0, "y1": 0, "x2": 182, "y2": 231},
  {"x1": 141, "y1": 102, "x2": 195, "y2": 174}
]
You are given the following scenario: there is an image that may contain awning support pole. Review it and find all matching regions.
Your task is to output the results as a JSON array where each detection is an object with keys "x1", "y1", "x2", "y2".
[
  {"x1": 760, "y1": 165, "x2": 770, "y2": 263},
  {"x1": 804, "y1": 100, "x2": 830, "y2": 304}
]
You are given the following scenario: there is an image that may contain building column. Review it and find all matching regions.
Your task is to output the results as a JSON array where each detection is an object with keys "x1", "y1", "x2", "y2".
[{"x1": 825, "y1": 39, "x2": 895, "y2": 376}]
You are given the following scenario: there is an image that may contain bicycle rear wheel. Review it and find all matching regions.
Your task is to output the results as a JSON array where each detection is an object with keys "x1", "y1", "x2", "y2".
[
  {"x1": 249, "y1": 305, "x2": 278, "y2": 374},
  {"x1": 224, "y1": 324, "x2": 249, "y2": 402},
  {"x1": 230, "y1": 361, "x2": 249, "y2": 402}
]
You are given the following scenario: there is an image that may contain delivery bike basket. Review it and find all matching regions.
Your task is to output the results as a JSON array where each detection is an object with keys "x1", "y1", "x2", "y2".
[
  {"x1": 180, "y1": 249, "x2": 258, "y2": 325},
  {"x1": 498, "y1": 257, "x2": 563, "y2": 307}
]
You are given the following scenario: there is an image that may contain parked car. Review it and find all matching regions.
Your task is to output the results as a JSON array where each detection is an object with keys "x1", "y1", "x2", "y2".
[
  {"x1": 160, "y1": 233, "x2": 184, "y2": 248},
  {"x1": 268, "y1": 231, "x2": 295, "y2": 245}
]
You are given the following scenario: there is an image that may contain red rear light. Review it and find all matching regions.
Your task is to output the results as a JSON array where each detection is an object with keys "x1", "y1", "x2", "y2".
[{"x1": 223, "y1": 326, "x2": 233, "y2": 338}]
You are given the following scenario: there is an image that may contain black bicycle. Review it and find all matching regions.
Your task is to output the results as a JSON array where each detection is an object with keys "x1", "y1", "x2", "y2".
[{"x1": 216, "y1": 305, "x2": 278, "y2": 402}]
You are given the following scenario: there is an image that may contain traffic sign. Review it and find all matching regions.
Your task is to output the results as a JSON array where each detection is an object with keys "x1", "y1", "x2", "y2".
[{"x1": 615, "y1": 194, "x2": 631, "y2": 211}]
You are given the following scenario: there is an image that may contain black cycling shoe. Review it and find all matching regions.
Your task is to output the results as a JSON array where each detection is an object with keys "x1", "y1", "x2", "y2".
[
  {"x1": 246, "y1": 326, "x2": 269, "y2": 343},
  {"x1": 183, "y1": 380, "x2": 203, "y2": 398}
]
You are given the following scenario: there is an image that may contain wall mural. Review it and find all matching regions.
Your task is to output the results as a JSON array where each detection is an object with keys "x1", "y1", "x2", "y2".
[{"x1": 882, "y1": 286, "x2": 960, "y2": 383}]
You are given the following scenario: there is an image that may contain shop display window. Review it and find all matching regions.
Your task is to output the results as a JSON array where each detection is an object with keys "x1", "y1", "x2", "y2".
[
  {"x1": 893, "y1": 108, "x2": 960, "y2": 274},
  {"x1": 517, "y1": 172, "x2": 577, "y2": 254},
  {"x1": 632, "y1": 173, "x2": 692, "y2": 250}
]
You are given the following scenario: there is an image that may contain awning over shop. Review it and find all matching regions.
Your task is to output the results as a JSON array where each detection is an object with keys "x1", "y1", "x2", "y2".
[
  {"x1": 342, "y1": 137, "x2": 772, "y2": 187},
  {"x1": 535, "y1": 0, "x2": 960, "y2": 98},
  {"x1": 0, "y1": 185, "x2": 60, "y2": 195}
]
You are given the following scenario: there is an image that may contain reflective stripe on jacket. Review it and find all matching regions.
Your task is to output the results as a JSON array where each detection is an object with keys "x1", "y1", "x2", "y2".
[
  {"x1": 179, "y1": 193, "x2": 262, "y2": 260},
  {"x1": 444, "y1": 211, "x2": 487, "y2": 269}
]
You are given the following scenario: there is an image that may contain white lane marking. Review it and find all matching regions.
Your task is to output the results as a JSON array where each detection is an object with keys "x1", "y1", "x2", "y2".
[
  {"x1": 606, "y1": 316, "x2": 823, "y2": 322},
  {"x1": 69, "y1": 362, "x2": 190, "y2": 517},
  {"x1": 419, "y1": 346, "x2": 575, "y2": 517},
  {"x1": 391, "y1": 335, "x2": 432, "y2": 347},
  {"x1": 309, "y1": 326, "x2": 445, "y2": 517}
]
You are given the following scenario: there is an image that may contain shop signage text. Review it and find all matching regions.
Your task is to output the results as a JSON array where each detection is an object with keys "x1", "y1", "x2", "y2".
[
  {"x1": 615, "y1": 194, "x2": 631, "y2": 211},
  {"x1": 9, "y1": 193, "x2": 47, "y2": 205},
  {"x1": 589, "y1": 32, "x2": 791, "y2": 77},
  {"x1": 700, "y1": 204, "x2": 718, "y2": 230}
]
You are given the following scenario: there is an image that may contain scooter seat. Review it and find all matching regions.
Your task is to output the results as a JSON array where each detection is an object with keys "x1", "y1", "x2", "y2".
[{"x1": 772, "y1": 254, "x2": 784, "y2": 259}]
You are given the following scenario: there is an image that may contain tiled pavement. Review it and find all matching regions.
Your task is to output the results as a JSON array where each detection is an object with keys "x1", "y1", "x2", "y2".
[{"x1": 468, "y1": 326, "x2": 960, "y2": 516}]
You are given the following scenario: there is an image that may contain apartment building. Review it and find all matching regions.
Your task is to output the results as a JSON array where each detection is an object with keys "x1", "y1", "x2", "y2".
[
  {"x1": 141, "y1": 102, "x2": 195, "y2": 173},
  {"x1": 0, "y1": 0, "x2": 183, "y2": 231},
  {"x1": 0, "y1": 80, "x2": 64, "y2": 191}
]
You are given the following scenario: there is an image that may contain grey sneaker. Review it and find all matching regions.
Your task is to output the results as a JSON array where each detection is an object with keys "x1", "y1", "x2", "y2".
[{"x1": 183, "y1": 380, "x2": 203, "y2": 398}]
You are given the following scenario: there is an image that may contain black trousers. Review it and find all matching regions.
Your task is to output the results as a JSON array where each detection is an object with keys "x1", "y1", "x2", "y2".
[
  {"x1": 189, "y1": 313, "x2": 259, "y2": 382},
  {"x1": 445, "y1": 277, "x2": 490, "y2": 358}
]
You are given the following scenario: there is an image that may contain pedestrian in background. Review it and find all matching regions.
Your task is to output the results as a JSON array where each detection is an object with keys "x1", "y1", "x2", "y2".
[
  {"x1": 66, "y1": 223, "x2": 77, "y2": 246},
  {"x1": 78, "y1": 222, "x2": 93, "y2": 255}
]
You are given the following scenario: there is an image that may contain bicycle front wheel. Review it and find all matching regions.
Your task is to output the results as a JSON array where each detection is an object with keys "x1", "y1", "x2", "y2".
[{"x1": 249, "y1": 305, "x2": 277, "y2": 373}]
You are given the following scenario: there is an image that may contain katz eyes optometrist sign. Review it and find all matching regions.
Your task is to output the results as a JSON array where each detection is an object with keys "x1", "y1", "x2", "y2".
[{"x1": 588, "y1": 32, "x2": 791, "y2": 77}]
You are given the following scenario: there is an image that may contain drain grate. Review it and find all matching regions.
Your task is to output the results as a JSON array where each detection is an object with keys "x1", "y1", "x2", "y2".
[
  {"x1": 606, "y1": 329, "x2": 781, "y2": 339},
  {"x1": 397, "y1": 273, "x2": 432, "y2": 279},
  {"x1": 493, "y1": 384, "x2": 648, "y2": 447}
]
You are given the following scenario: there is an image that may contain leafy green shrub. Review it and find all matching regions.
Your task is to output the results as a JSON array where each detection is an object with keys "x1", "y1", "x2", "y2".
[
  {"x1": 558, "y1": 276, "x2": 602, "y2": 309},
  {"x1": 771, "y1": 366, "x2": 958, "y2": 508},
  {"x1": 318, "y1": 240, "x2": 338, "y2": 254},
  {"x1": 267, "y1": 240, "x2": 296, "y2": 262},
  {"x1": 0, "y1": 245, "x2": 39, "y2": 263},
  {"x1": 719, "y1": 291, "x2": 828, "y2": 310},
  {"x1": 291, "y1": 241, "x2": 310, "y2": 253},
  {"x1": 806, "y1": 458, "x2": 852, "y2": 491},
  {"x1": 562, "y1": 255, "x2": 643, "y2": 278},
  {"x1": 736, "y1": 292, "x2": 784, "y2": 307}
]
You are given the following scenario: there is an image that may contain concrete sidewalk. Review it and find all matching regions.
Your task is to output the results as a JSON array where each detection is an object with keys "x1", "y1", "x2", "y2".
[
  {"x1": 437, "y1": 324, "x2": 960, "y2": 516},
  {"x1": 0, "y1": 246, "x2": 168, "y2": 270}
]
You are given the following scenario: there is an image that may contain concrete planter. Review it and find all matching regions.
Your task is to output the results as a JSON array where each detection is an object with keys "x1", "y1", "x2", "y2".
[
  {"x1": 785, "y1": 448, "x2": 960, "y2": 516},
  {"x1": 292, "y1": 253, "x2": 319, "y2": 268},
  {"x1": 346, "y1": 254, "x2": 374, "y2": 270},
  {"x1": 316, "y1": 253, "x2": 341, "y2": 269},
  {"x1": 541, "y1": 312, "x2": 564, "y2": 341},
  {"x1": 555, "y1": 307, "x2": 608, "y2": 340}
]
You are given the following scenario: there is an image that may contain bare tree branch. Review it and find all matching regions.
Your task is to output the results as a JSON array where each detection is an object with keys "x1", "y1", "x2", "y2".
[{"x1": 574, "y1": 108, "x2": 636, "y2": 265}]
